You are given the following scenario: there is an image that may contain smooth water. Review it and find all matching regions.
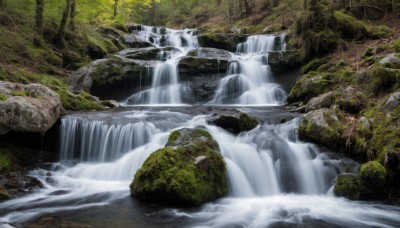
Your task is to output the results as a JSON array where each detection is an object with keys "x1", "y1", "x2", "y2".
[{"x1": 1, "y1": 107, "x2": 400, "y2": 227}]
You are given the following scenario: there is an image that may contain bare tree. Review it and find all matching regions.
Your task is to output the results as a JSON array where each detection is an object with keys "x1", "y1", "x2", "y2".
[
  {"x1": 34, "y1": 0, "x2": 44, "y2": 46},
  {"x1": 54, "y1": 0, "x2": 71, "y2": 47},
  {"x1": 69, "y1": 0, "x2": 76, "y2": 31}
]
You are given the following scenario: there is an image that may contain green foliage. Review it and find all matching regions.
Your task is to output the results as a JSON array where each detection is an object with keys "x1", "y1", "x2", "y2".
[
  {"x1": 11, "y1": 90, "x2": 27, "y2": 97},
  {"x1": 368, "y1": 25, "x2": 393, "y2": 39},
  {"x1": 394, "y1": 40, "x2": 400, "y2": 53}
]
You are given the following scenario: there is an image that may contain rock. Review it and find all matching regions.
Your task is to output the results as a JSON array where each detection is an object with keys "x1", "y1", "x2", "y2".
[
  {"x1": 101, "y1": 100, "x2": 120, "y2": 108},
  {"x1": 334, "y1": 87, "x2": 366, "y2": 114},
  {"x1": 287, "y1": 76, "x2": 331, "y2": 103},
  {"x1": 68, "y1": 56, "x2": 157, "y2": 100},
  {"x1": 0, "y1": 82, "x2": 61, "y2": 135},
  {"x1": 379, "y1": 53, "x2": 400, "y2": 69},
  {"x1": 306, "y1": 92, "x2": 334, "y2": 112},
  {"x1": 118, "y1": 47, "x2": 179, "y2": 61},
  {"x1": 334, "y1": 173, "x2": 361, "y2": 200},
  {"x1": 380, "y1": 92, "x2": 400, "y2": 111},
  {"x1": 359, "y1": 161, "x2": 387, "y2": 198},
  {"x1": 207, "y1": 110, "x2": 259, "y2": 134},
  {"x1": 197, "y1": 33, "x2": 246, "y2": 52},
  {"x1": 122, "y1": 34, "x2": 154, "y2": 48},
  {"x1": 178, "y1": 56, "x2": 229, "y2": 74},
  {"x1": 268, "y1": 50, "x2": 302, "y2": 75},
  {"x1": 298, "y1": 108, "x2": 344, "y2": 150},
  {"x1": 126, "y1": 23, "x2": 142, "y2": 32},
  {"x1": 187, "y1": 48, "x2": 232, "y2": 59},
  {"x1": 131, "y1": 128, "x2": 227, "y2": 206}
]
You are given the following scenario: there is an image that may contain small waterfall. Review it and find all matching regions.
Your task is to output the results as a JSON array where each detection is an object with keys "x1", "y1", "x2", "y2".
[
  {"x1": 236, "y1": 35, "x2": 276, "y2": 53},
  {"x1": 60, "y1": 118, "x2": 160, "y2": 163},
  {"x1": 124, "y1": 26, "x2": 198, "y2": 105}
]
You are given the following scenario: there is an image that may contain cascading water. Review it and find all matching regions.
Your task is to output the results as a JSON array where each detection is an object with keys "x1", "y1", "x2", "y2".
[
  {"x1": 123, "y1": 26, "x2": 198, "y2": 105},
  {"x1": 209, "y1": 34, "x2": 287, "y2": 105}
]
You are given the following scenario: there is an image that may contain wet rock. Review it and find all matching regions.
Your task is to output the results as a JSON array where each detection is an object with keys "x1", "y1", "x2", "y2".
[
  {"x1": 118, "y1": 47, "x2": 178, "y2": 61},
  {"x1": 197, "y1": 33, "x2": 246, "y2": 52},
  {"x1": 101, "y1": 100, "x2": 120, "y2": 108},
  {"x1": 334, "y1": 173, "x2": 361, "y2": 200},
  {"x1": 380, "y1": 92, "x2": 400, "y2": 111},
  {"x1": 131, "y1": 128, "x2": 227, "y2": 206},
  {"x1": 187, "y1": 48, "x2": 232, "y2": 59},
  {"x1": 122, "y1": 34, "x2": 154, "y2": 48},
  {"x1": 298, "y1": 109, "x2": 345, "y2": 150},
  {"x1": 306, "y1": 92, "x2": 334, "y2": 112},
  {"x1": 178, "y1": 56, "x2": 229, "y2": 74},
  {"x1": 207, "y1": 110, "x2": 259, "y2": 134},
  {"x1": 0, "y1": 82, "x2": 61, "y2": 135},
  {"x1": 334, "y1": 87, "x2": 366, "y2": 114}
]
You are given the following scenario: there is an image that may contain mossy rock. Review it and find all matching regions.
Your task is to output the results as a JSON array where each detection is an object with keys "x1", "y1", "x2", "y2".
[
  {"x1": 394, "y1": 40, "x2": 400, "y2": 53},
  {"x1": 334, "y1": 173, "x2": 361, "y2": 200},
  {"x1": 207, "y1": 111, "x2": 259, "y2": 134},
  {"x1": 131, "y1": 128, "x2": 228, "y2": 206},
  {"x1": 359, "y1": 161, "x2": 387, "y2": 192},
  {"x1": 0, "y1": 151, "x2": 13, "y2": 172},
  {"x1": 370, "y1": 66, "x2": 400, "y2": 95},
  {"x1": 56, "y1": 88, "x2": 103, "y2": 111},
  {"x1": 287, "y1": 75, "x2": 331, "y2": 103},
  {"x1": 334, "y1": 11, "x2": 369, "y2": 40},
  {"x1": 298, "y1": 108, "x2": 345, "y2": 150},
  {"x1": 333, "y1": 87, "x2": 366, "y2": 114}
]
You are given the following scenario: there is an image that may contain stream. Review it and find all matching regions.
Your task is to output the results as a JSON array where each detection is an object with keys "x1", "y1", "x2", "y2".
[{"x1": 0, "y1": 26, "x2": 400, "y2": 228}]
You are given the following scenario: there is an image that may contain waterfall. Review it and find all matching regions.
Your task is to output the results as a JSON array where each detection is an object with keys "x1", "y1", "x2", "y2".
[
  {"x1": 209, "y1": 35, "x2": 287, "y2": 105},
  {"x1": 122, "y1": 26, "x2": 198, "y2": 105}
]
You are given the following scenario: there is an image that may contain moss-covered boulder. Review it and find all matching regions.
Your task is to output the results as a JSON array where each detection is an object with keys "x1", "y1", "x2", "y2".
[
  {"x1": 379, "y1": 92, "x2": 400, "y2": 111},
  {"x1": 359, "y1": 161, "x2": 387, "y2": 198},
  {"x1": 333, "y1": 87, "x2": 366, "y2": 114},
  {"x1": 131, "y1": 128, "x2": 227, "y2": 206},
  {"x1": 178, "y1": 56, "x2": 229, "y2": 75},
  {"x1": 207, "y1": 111, "x2": 259, "y2": 134},
  {"x1": 287, "y1": 75, "x2": 331, "y2": 103},
  {"x1": 197, "y1": 33, "x2": 246, "y2": 52},
  {"x1": 334, "y1": 173, "x2": 361, "y2": 200},
  {"x1": 298, "y1": 108, "x2": 345, "y2": 150}
]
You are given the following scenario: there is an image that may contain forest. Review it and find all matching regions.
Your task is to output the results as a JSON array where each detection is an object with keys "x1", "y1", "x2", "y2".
[{"x1": 0, "y1": 0, "x2": 400, "y2": 227}]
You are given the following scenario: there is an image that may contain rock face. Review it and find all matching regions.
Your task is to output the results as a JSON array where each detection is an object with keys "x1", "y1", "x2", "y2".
[
  {"x1": 298, "y1": 108, "x2": 344, "y2": 150},
  {"x1": 0, "y1": 82, "x2": 61, "y2": 135},
  {"x1": 178, "y1": 56, "x2": 229, "y2": 74},
  {"x1": 207, "y1": 110, "x2": 259, "y2": 134},
  {"x1": 197, "y1": 33, "x2": 246, "y2": 52},
  {"x1": 131, "y1": 128, "x2": 227, "y2": 206},
  {"x1": 122, "y1": 34, "x2": 154, "y2": 48}
]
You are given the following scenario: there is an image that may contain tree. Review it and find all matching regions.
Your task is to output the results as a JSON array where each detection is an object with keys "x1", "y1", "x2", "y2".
[
  {"x1": 69, "y1": 0, "x2": 76, "y2": 31},
  {"x1": 54, "y1": 0, "x2": 71, "y2": 47},
  {"x1": 114, "y1": 0, "x2": 119, "y2": 17},
  {"x1": 34, "y1": 0, "x2": 44, "y2": 46}
]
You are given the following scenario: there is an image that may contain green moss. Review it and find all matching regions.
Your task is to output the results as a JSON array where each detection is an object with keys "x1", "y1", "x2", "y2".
[
  {"x1": 359, "y1": 161, "x2": 387, "y2": 191},
  {"x1": 239, "y1": 113, "x2": 259, "y2": 132},
  {"x1": 0, "y1": 93, "x2": 9, "y2": 101},
  {"x1": 56, "y1": 88, "x2": 103, "y2": 111},
  {"x1": 362, "y1": 47, "x2": 375, "y2": 58},
  {"x1": 368, "y1": 25, "x2": 393, "y2": 39},
  {"x1": 11, "y1": 90, "x2": 27, "y2": 97},
  {"x1": 370, "y1": 66, "x2": 400, "y2": 95},
  {"x1": 301, "y1": 57, "x2": 329, "y2": 74},
  {"x1": 334, "y1": 11, "x2": 369, "y2": 40},
  {"x1": 334, "y1": 174, "x2": 361, "y2": 200},
  {"x1": 131, "y1": 128, "x2": 227, "y2": 206},
  {"x1": 167, "y1": 130, "x2": 181, "y2": 146},
  {"x1": 0, "y1": 152, "x2": 13, "y2": 172},
  {"x1": 394, "y1": 40, "x2": 400, "y2": 53},
  {"x1": 287, "y1": 75, "x2": 331, "y2": 103}
]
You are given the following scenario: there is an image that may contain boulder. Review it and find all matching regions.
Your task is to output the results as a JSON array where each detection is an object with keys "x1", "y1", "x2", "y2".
[
  {"x1": 298, "y1": 108, "x2": 345, "y2": 150},
  {"x1": 118, "y1": 47, "x2": 180, "y2": 61},
  {"x1": 306, "y1": 92, "x2": 334, "y2": 112},
  {"x1": 68, "y1": 56, "x2": 157, "y2": 100},
  {"x1": 334, "y1": 173, "x2": 361, "y2": 200},
  {"x1": 379, "y1": 53, "x2": 400, "y2": 69},
  {"x1": 287, "y1": 76, "x2": 331, "y2": 103},
  {"x1": 359, "y1": 161, "x2": 387, "y2": 198},
  {"x1": 178, "y1": 56, "x2": 229, "y2": 75},
  {"x1": 122, "y1": 34, "x2": 154, "y2": 48},
  {"x1": 0, "y1": 82, "x2": 61, "y2": 135},
  {"x1": 197, "y1": 33, "x2": 246, "y2": 52},
  {"x1": 334, "y1": 87, "x2": 366, "y2": 114},
  {"x1": 207, "y1": 110, "x2": 259, "y2": 134},
  {"x1": 131, "y1": 128, "x2": 227, "y2": 206},
  {"x1": 380, "y1": 92, "x2": 400, "y2": 111},
  {"x1": 187, "y1": 48, "x2": 232, "y2": 59}
]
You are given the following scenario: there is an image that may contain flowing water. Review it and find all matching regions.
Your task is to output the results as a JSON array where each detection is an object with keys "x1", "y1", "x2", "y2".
[{"x1": 1, "y1": 27, "x2": 400, "y2": 227}]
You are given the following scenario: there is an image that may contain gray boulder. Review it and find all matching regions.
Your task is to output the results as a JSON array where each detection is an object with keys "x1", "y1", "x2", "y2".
[
  {"x1": 187, "y1": 48, "x2": 232, "y2": 59},
  {"x1": 306, "y1": 92, "x2": 334, "y2": 112},
  {"x1": 380, "y1": 92, "x2": 400, "y2": 111},
  {"x1": 0, "y1": 82, "x2": 61, "y2": 135}
]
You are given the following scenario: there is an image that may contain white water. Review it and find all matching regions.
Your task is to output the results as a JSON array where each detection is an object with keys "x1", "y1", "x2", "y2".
[
  {"x1": 1, "y1": 110, "x2": 400, "y2": 227},
  {"x1": 209, "y1": 35, "x2": 287, "y2": 105},
  {"x1": 123, "y1": 26, "x2": 198, "y2": 105}
]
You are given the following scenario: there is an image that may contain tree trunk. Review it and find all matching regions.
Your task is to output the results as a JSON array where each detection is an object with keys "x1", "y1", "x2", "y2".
[
  {"x1": 69, "y1": 0, "x2": 75, "y2": 30},
  {"x1": 34, "y1": 0, "x2": 44, "y2": 46},
  {"x1": 0, "y1": 0, "x2": 4, "y2": 8},
  {"x1": 55, "y1": 0, "x2": 71, "y2": 47},
  {"x1": 114, "y1": 0, "x2": 118, "y2": 17}
]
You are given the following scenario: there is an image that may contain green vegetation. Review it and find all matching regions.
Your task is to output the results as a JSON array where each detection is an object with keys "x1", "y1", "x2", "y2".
[
  {"x1": 360, "y1": 161, "x2": 387, "y2": 191},
  {"x1": 334, "y1": 174, "x2": 361, "y2": 200},
  {"x1": 394, "y1": 40, "x2": 400, "y2": 53},
  {"x1": 0, "y1": 93, "x2": 9, "y2": 101},
  {"x1": 238, "y1": 113, "x2": 259, "y2": 132},
  {"x1": 0, "y1": 151, "x2": 12, "y2": 172},
  {"x1": 131, "y1": 128, "x2": 227, "y2": 206}
]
